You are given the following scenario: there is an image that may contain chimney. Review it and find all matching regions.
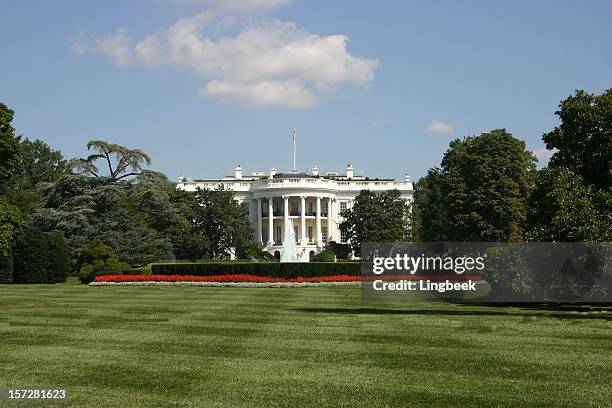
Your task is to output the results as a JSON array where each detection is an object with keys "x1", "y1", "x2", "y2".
[
  {"x1": 311, "y1": 166, "x2": 319, "y2": 177},
  {"x1": 346, "y1": 163, "x2": 354, "y2": 179},
  {"x1": 234, "y1": 165, "x2": 243, "y2": 180},
  {"x1": 269, "y1": 168, "x2": 277, "y2": 179},
  {"x1": 404, "y1": 173, "x2": 412, "y2": 182}
]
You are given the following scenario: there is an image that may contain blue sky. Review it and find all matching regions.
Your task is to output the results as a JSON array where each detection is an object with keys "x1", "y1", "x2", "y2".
[{"x1": 2, "y1": 0, "x2": 611, "y2": 180}]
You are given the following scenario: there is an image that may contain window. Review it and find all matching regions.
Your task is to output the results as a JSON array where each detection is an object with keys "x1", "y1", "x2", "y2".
[
  {"x1": 262, "y1": 228, "x2": 269, "y2": 243},
  {"x1": 322, "y1": 227, "x2": 328, "y2": 243},
  {"x1": 294, "y1": 226, "x2": 299, "y2": 243},
  {"x1": 276, "y1": 226, "x2": 281, "y2": 243},
  {"x1": 340, "y1": 201, "x2": 347, "y2": 211},
  {"x1": 340, "y1": 228, "x2": 348, "y2": 244},
  {"x1": 308, "y1": 226, "x2": 313, "y2": 242}
]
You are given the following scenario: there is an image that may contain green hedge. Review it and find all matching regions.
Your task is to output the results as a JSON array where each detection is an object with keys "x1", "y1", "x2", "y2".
[
  {"x1": 151, "y1": 262, "x2": 360, "y2": 278},
  {"x1": 13, "y1": 227, "x2": 71, "y2": 284}
]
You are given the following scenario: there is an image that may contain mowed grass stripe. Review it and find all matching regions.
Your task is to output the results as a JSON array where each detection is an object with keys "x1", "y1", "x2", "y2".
[{"x1": 0, "y1": 280, "x2": 610, "y2": 407}]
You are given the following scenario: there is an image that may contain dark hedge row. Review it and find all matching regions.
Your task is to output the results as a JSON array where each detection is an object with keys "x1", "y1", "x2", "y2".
[
  {"x1": 151, "y1": 262, "x2": 360, "y2": 278},
  {"x1": 11, "y1": 227, "x2": 71, "y2": 284}
]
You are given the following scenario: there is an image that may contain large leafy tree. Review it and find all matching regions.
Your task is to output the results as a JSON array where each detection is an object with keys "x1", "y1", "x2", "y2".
[
  {"x1": 69, "y1": 140, "x2": 153, "y2": 181},
  {"x1": 193, "y1": 186, "x2": 255, "y2": 259},
  {"x1": 339, "y1": 189, "x2": 411, "y2": 256},
  {"x1": 543, "y1": 89, "x2": 612, "y2": 190},
  {"x1": 0, "y1": 197, "x2": 23, "y2": 257},
  {"x1": 0, "y1": 103, "x2": 21, "y2": 190},
  {"x1": 0, "y1": 103, "x2": 23, "y2": 256},
  {"x1": 32, "y1": 141, "x2": 182, "y2": 267},
  {"x1": 34, "y1": 172, "x2": 178, "y2": 267},
  {"x1": 526, "y1": 89, "x2": 612, "y2": 242},
  {"x1": 412, "y1": 168, "x2": 450, "y2": 241},
  {"x1": 527, "y1": 167, "x2": 611, "y2": 241},
  {"x1": 7, "y1": 138, "x2": 69, "y2": 217},
  {"x1": 18, "y1": 138, "x2": 68, "y2": 187},
  {"x1": 415, "y1": 129, "x2": 535, "y2": 242}
]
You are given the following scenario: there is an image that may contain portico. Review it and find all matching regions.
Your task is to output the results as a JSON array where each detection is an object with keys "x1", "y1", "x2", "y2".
[{"x1": 256, "y1": 195, "x2": 335, "y2": 249}]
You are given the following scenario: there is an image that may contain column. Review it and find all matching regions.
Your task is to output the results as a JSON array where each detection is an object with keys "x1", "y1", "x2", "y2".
[
  {"x1": 283, "y1": 195, "x2": 289, "y2": 243},
  {"x1": 300, "y1": 196, "x2": 306, "y2": 245},
  {"x1": 327, "y1": 197, "x2": 333, "y2": 242},
  {"x1": 256, "y1": 198, "x2": 263, "y2": 244},
  {"x1": 267, "y1": 197, "x2": 274, "y2": 246},
  {"x1": 316, "y1": 196, "x2": 322, "y2": 246}
]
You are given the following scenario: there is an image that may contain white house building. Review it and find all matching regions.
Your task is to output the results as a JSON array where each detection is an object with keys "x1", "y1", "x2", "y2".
[{"x1": 177, "y1": 164, "x2": 413, "y2": 262}]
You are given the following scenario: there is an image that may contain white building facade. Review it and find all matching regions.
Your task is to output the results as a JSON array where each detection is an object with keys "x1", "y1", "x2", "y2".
[{"x1": 177, "y1": 164, "x2": 413, "y2": 262}]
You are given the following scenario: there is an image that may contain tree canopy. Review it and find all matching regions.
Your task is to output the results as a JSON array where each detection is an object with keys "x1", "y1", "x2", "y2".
[
  {"x1": 69, "y1": 140, "x2": 153, "y2": 181},
  {"x1": 0, "y1": 103, "x2": 21, "y2": 190},
  {"x1": 339, "y1": 189, "x2": 411, "y2": 255},
  {"x1": 193, "y1": 186, "x2": 256, "y2": 260},
  {"x1": 414, "y1": 129, "x2": 536, "y2": 242},
  {"x1": 543, "y1": 89, "x2": 612, "y2": 189}
]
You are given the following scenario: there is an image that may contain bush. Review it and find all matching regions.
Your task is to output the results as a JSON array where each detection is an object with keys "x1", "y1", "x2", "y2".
[
  {"x1": 12, "y1": 226, "x2": 71, "y2": 284},
  {"x1": 151, "y1": 261, "x2": 360, "y2": 279},
  {"x1": 0, "y1": 251, "x2": 13, "y2": 284},
  {"x1": 78, "y1": 241, "x2": 129, "y2": 284},
  {"x1": 45, "y1": 232, "x2": 71, "y2": 283},
  {"x1": 312, "y1": 249, "x2": 336, "y2": 262},
  {"x1": 327, "y1": 241, "x2": 351, "y2": 259}
]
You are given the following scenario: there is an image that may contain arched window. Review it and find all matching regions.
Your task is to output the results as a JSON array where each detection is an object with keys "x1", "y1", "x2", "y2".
[{"x1": 309, "y1": 250, "x2": 315, "y2": 262}]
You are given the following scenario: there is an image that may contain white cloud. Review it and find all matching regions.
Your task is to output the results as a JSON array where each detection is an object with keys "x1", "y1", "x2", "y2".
[
  {"x1": 372, "y1": 119, "x2": 391, "y2": 128},
  {"x1": 425, "y1": 120, "x2": 453, "y2": 134},
  {"x1": 78, "y1": 13, "x2": 378, "y2": 108},
  {"x1": 532, "y1": 147, "x2": 557, "y2": 164},
  {"x1": 96, "y1": 28, "x2": 135, "y2": 67},
  {"x1": 201, "y1": 79, "x2": 317, "y2": 107}
]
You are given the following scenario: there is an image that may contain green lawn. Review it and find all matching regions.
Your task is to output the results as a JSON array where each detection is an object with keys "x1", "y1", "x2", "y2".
[{"x1": 0, "y1": 279, "x2": 611, "y2": 407}]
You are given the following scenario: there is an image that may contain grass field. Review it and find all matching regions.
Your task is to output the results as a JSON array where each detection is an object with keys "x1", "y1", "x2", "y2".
[{"x1": 0, "y1": 279, "x2": 611, "y2": 407}]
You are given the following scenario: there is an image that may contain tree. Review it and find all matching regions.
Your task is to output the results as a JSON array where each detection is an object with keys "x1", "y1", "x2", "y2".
[
  {"x1": 18, "y1": 138, "x2": 68, "y2": 187},
  {"x1": 5, "y1": 138, "x2": 68, "y2": 217},
  {"x1": 0, "y1": 197, "x2": 23, "y2": 257},
  {"x1": 339, "y1": 189, "x2": 411, "y2": 256},
  {"x1": 165, "y1": 187, "x2": 209, "y2": 261},
  {"x1": 415, "y1": 129, "x2": 535, "y2": 242},
  {"x1": 77, "y1": 240, "x2": 129, "y2": 283},
  {"x1": 12, "y1": 226, "x2": 70, "y2": 284},
  {"x1": 543, "y1": 89, "x2": 612, "y2": 190},
  {"x1": 412, "y1": 168, "x2": 450, "y2": 241},
  {"x1": 69, "y1": 140, "x2": 153, "y2": 181},
  {"x1": 100, "y1": 208, "x2": 173, "y2": 267},
  {"x1": 193, "y1": 186, "x2": 255, "y2": 259},
  {"x1": 526, "y1": 167, "x2": 612, "y2": 241},
  {"x1": 0, "y1": 102, "x2": 21, "y2": 190}
]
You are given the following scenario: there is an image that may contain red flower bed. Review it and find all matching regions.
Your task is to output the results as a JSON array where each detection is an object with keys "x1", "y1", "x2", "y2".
[{"x1": 94, "y1": 274, "x2": 361, "y2": 283}]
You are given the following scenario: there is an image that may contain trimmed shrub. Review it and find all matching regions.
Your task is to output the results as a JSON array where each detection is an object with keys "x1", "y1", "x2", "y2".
[
  {"x1": 312, "y1": 249, "x2": 336, "y2": 262},
  {"x1": 45, "y1": 232, "x2": 71, "y2": 283},
  {"x1": 78, "y1": 241, "x2": 129, "y2": 284},
  {"x1": 0, "y1": 251, "x2": 13, "y2": 284},
  {"x1": 12, "y1": 226, "x2": 71, "y2": 284},
  {"x1": 151, "y1": 261, "x2": 360, "y2": 278}
]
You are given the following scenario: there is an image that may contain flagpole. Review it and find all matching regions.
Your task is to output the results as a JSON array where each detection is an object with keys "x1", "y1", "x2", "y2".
[{"x1": 292, "y1": 128, "x2": 297, "y2": 172}]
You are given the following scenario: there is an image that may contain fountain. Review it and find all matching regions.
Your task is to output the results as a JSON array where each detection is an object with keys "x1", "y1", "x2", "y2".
[{"x1": 280, "y1": 218, "x2": 298, "y2": 262}]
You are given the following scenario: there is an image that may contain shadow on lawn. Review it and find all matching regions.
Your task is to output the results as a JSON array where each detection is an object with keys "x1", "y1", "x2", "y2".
[{"x1": 296, "y1": 305, "x2": 612, "y2": 321}]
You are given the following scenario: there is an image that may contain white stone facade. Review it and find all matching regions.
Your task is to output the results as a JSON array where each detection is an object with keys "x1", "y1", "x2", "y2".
[{"x1": 177, "y1": 165, "x2": 413, "y2": 262}]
